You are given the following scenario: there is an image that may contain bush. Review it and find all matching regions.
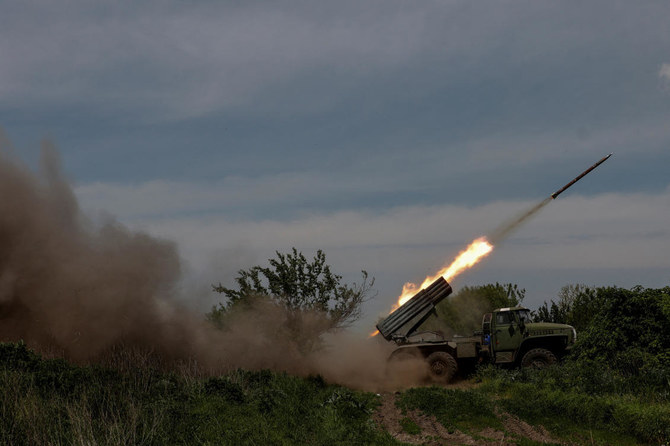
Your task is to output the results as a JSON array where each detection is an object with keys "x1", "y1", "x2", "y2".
[
  {"x1": 536, "y1": 285, "x2": 670, "y2": 375},
  {"x1": 203, "y1": 377, "x2": 245, "y2": 403},
  {"x1": 211, "y1": 248, "x2": 374, "y2": 333}
]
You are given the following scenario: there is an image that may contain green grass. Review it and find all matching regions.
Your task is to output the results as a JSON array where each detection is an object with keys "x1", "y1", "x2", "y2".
[
  {"x1": 396, "y1": 386, "x2": 502, "y2": 433},
  {"x1": 475, "y1": 364, "x2": 670, "y2": 445},
  {"x1": 2, "y1": 341, "x2": 669, "y2": 445},
  {"x1": 398, "y1": 417, "x2": 421, "y2": 435},
  {"x1": 0, "y1": 342, "x2": 401, "y2": 446},
  {"x1": 391, "y1": 363, "x2": 669, "y2": 445}
]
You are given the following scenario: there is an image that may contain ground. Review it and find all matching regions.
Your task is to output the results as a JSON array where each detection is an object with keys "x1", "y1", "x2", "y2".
[{"x1": 373, "y1": 392, "x2": 562, "y2": 446}]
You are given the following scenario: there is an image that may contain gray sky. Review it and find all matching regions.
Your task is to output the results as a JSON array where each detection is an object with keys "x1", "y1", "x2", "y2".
[{"x1": 2, "y1": 0, "x2": 670, "y2": 331}]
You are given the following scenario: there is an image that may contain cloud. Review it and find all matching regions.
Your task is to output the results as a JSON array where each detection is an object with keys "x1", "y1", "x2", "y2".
[
  {"x1": 75, "y1": 181, "x2": 670, "y2": 324},
  {"x1": 70, "y1": 111, "x2": 670, "y2": 223},
  {"x1": 660, "y1": 63, "x2": 670, "y2": 85},
  {"x1": 3, "y1": 1, "x2": 669, "y2": 121},
  {"x1": 73, "y1": 171, "x2": 431, "y2": 220},
  {"x1": 0, "y1": 1, "x2": 434, "y2": 118},
  {"x1": 138, "y1": 190, "x2": 670, "y2": 270},
  {"x1": 5, "y1": 0, "x2": 670, "y2": 331},
  {"x1": 458, "y1": 115, "x2": 670, "y2": 166}
]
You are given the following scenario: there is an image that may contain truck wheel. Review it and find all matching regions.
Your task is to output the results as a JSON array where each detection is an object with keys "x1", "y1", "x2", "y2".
[
  {"x1": 426, "y1": 351, "x2": 457, "y2": 383},
  {"x1": 386, "y1": 348, "x2": 421, "y2": 375},
  {"x1": 521, "y1": 348, "x2": 557, "y2": 368}
]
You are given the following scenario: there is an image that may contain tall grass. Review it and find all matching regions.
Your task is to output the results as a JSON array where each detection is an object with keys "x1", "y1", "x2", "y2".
[
  {"x1": 475, "y1": 363, "x2": 670, "y2": 444},
  {"x1": 396, "y1": 386, "x2": 502, "y2": 433},
  {"x1": 0, "y1": 342, "x2": 399, "y2": 446},
  {"x1": 3, "y1": 341, "x2": 669, "y2": 445}
]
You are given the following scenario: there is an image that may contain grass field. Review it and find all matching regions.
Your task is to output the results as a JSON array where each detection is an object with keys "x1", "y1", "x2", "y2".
[{"x1": 1, "y1": 342, "x2": 668, "y2": 445}]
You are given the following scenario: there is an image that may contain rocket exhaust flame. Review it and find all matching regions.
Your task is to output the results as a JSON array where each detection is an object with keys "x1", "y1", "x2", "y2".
[
  {"x1": 369, "y1": 234, "x2": 495, "y2": 335},
  {"x1": 394, "y1": 237, "x2": 493, "y2": 309}
]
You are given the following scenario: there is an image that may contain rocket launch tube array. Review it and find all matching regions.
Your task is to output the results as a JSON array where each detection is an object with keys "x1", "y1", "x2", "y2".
[{"x1": 376, "y1": 277, "x2": 452, "y2": 342}]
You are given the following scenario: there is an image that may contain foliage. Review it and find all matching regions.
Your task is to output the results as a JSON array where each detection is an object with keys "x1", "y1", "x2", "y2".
[
  {"x1": 476, "y1": 364, "x2": 670, "y2": 444},
  {"x1": 535, "y1": 284, "x2": 670, "y2": 374},
  {"x1": 422, "y1": 282, "x2": 525, "y2": 335},
  {"x1": 570, "y1": 285, "x2": 670, "y2": 374},
  {"x1": 468, "y1": 282, "x2": 526, "y2": 308},
  {"x1": 397, "y1": 361, "x2": 669, "y2": 444},
  {"x1": 476, "y1": 358, "x2": 669, "y2": 403},
  {"x1": 533, "y1": 284, "x2": 599, "y2": 331},
  {"x1": 210, "y1": 248, "x2": 374, "y2": 334},
  {"x1": 0, "y1": 342, "x2": 399, "y2": 446},
  {"x1": 472, "y1": 284, "x2": 670, "y2": 443},
  {"x1": 407, "y1": 283, "x2": 670, "y2": 444},
  {"x1": 4, "y1": 282, "x2": 670, "y2": 445}
]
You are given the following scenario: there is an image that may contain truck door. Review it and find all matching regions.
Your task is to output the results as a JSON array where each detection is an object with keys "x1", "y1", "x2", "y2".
[{"x1": 492, "y1": 311, "x2": 522, "y2": 363}]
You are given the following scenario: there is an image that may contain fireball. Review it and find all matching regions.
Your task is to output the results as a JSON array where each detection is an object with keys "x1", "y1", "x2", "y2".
[{"x1": 395, "y1": 236, "x2": 493, "y2": 309}]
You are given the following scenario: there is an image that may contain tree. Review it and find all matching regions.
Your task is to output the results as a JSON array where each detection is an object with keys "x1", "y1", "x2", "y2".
[
  {"x1": 210, "y1": 248, "x2": 374, "y2": 335},
  {"x1": 532, "y1": 284, "x2": 599, "y2": 332},
  {"x1": 570, "y1": 285, "x2": 670, "y2": 374}
]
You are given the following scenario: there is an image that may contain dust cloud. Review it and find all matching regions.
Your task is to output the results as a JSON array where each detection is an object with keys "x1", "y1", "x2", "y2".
[{"x1": 0, "y1": 139, "x2": 421, "y2": 391}]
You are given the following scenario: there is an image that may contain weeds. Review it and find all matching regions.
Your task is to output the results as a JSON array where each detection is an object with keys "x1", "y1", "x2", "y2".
[
  {"x1": 475, "y1": 363, "x2": 670, "y2": 444},
  {"x1": 3, "y1": 341, "x2": 669, "y2": 445},
  {"x1": 392, "y1": 363, "x2": 669, "y2": 444},
  {"x1": 0, "y1": 342, "x2": 399, "y2": 446},
  {"x1": 397, "y1": 386, "x2": 502, "y2": 433},
  {"x1": 399, "y1": 417, "x2": 421, "y2": 435}
]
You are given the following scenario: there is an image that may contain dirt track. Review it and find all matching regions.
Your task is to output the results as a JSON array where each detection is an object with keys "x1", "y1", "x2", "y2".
[{"x1": 373, "y1": 393, "x2": 563, "y2": 446}]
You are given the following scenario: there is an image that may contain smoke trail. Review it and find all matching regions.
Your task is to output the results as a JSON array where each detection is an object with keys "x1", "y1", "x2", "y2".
[
  {"x1": 488, "y1": 197, "x2": 553, "y2": 245},
  {"x1": 0, "y1": 139, "x2": 406, "y2": 390}
]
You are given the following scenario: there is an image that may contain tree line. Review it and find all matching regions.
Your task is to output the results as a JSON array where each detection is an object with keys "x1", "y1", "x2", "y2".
[{"x1": 208, "y1": 248, "x2": 670, "y2": 375}]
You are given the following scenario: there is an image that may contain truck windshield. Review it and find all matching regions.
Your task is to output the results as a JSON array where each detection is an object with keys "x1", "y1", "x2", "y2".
[
  {"x1": 517, "y1": 310, "x2": 531, "y2": 322},
  {"x1": 496, "y1": 312, "x2": 513, "y2": 324}
]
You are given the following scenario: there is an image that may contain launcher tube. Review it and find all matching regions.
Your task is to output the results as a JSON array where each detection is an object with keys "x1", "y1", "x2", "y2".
[{"x1": 376, "y1": 277, "x2": 452, "y2": 342}]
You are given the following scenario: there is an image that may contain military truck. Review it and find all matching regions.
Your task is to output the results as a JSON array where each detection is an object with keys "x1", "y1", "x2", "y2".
[{"x1": 376, "y1": 277, "x2": 577, "y2": 383}]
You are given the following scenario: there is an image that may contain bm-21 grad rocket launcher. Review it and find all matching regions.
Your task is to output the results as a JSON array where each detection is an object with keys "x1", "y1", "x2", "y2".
[{"x1": 376, "y1": 277, "x2": 452, "y2": 344}]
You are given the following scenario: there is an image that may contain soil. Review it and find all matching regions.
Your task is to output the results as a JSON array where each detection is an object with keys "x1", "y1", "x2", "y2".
[{"x1": 373, "y1": 392, "x2": 565, "y2": 446}]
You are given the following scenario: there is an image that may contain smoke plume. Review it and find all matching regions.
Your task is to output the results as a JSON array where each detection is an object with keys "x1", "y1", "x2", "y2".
[
  {"x1": 0, "y1": 139, "x2": 418, "y2": 390},
  {"x1": 1, "y1": 141, "x2": 195, "y2": 360},
  {"x1": 489, "y1": 197, "x2": 553, "y2": 245}
]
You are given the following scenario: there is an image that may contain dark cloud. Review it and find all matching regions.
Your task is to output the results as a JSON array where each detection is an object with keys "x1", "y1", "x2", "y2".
[{"x1": 1, "y1": 1, "x2": 669, "y2": 329}]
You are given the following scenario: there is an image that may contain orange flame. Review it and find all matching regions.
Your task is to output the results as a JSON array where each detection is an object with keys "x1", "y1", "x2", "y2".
[{"x1": 394, "y1": 236, "x2": 494, "y2": 309}]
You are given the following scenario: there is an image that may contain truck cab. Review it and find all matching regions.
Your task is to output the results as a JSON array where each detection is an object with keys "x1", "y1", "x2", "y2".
[{"x1": 482, "y1": 306, "x2": 576, "y2": 366}]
